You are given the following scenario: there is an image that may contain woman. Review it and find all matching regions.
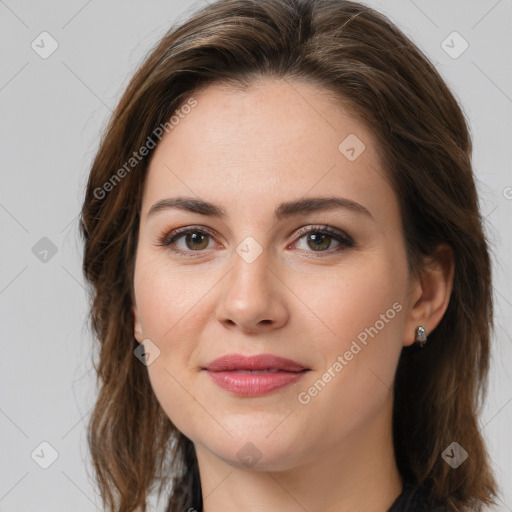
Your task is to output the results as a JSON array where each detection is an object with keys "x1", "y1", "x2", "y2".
[{"x1": 80, "y1": 1, "x2": 499, "y2": 511}]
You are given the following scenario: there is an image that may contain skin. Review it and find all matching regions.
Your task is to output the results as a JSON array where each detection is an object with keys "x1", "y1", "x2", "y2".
[{"x1": 132, "y1": 78, "x2": 454, "y2": 512}]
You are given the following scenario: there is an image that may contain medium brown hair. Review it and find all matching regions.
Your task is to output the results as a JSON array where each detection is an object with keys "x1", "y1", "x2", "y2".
[{"x1": 80, "y1": 1, "x2": 498, "y2": 511}]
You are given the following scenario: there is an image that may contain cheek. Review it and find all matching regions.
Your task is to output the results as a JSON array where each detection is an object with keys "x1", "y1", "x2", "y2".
[
  {"x1": 295, "y1": 254, "x2": 407, "y2": 392},
  {"x1": 133, "y1": 250, "x2": 216, "y2": 342},
  {"x1": 296, "y1": 256, "x2": 406, "y2": 348},
  {"x1": 133, "y1": 253, "x2": 219, "y2": 431}
]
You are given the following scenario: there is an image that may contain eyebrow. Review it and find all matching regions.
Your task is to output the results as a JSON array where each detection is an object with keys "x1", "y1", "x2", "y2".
[{"x1": 147, "y1": 196, "x2": 373, "y2": 221}]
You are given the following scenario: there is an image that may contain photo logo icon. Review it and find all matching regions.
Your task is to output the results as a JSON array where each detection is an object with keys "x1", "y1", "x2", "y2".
[
  {"x1": 134, "y1": 338, "x2": 161, "y2": 366},
  {"x1": 236, "y1": 236, "x2": 263, "y2": 264},
  {"x1": 441, "y1": 31, "x2": 469, "y2": 59},
  {"x1": 31, "y1": 441, "x2": 59, "y2": 469},
  {"x1": 338, "y1": 134, "x2": 366, "y2": 161},
  {"x1": 31, "y1": 31, "x2": 59, "y2": 59},
  {"x1": 441, "y1": 442, "x2": 468, "y2": 468},
  {"x1": 236, "y1": 442, "x2": 263, "y2": 468},
  {"x1": 32, "y1": 237, "x2": 58, "y2": 263}
]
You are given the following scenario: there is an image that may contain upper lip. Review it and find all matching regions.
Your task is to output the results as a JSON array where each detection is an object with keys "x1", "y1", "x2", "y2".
[{"x1": 203, "y1": 353, "x2": 309, "y2": 372}]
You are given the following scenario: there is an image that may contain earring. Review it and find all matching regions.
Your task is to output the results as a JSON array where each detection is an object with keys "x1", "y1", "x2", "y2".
[{"x1": 415, "y1": 326, "x2": 427, "y2": 347}]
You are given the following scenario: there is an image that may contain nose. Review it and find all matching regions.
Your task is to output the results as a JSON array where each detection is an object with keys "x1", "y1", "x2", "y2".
[{"x1": 215, "y1": 247, "x2": 289, "y2": 333}]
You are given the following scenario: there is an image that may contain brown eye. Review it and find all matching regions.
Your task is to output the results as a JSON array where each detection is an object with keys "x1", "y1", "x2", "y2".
[
  {"x1": 293, "y1": 225, "x2": 354, "y2": 256},
  {"x1": 305, "y1": 232, "x2": 334, "y2": 251},
  {"x1": 157, "y1": 224, "x2": 353, "y2": 258},
  {"x1": 182, "y1": 231, "x2": 210, "y2": 250},
  {"x1": 157, "y1": 227, "x2": 216, "y2": 256}
]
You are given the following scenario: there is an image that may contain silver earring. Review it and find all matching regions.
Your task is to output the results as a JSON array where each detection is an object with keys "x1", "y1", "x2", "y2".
[{"x1": 415, "y1": 326, "x2": 427, "y2": 347}]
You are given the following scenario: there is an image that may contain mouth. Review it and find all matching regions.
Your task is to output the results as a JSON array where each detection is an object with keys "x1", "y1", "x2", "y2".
[{"x1": 201, "y1": 353, "x2": 310, "y2": 396}]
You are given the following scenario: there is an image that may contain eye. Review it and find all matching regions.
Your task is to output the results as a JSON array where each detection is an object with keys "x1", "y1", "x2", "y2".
[
  {"x1": 156, "y1": 226, "x2": 218, "y2": 257},
  {"x1": 156, "y1": 224, "x2": 354, "y2": 258},
  {"x1": 291, "y1": 225, "x2": 354, "y2": 256}
]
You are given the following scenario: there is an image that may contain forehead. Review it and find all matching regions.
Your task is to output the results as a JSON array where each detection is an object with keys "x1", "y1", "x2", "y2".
[{"x1": 142, "y1": 78, "x2": 395, "y2": 222}]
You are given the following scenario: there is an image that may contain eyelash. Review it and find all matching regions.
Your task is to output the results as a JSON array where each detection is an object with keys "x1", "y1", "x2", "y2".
[{"x1": 156, "y1": 224, "x2": 354, "y2": 258}]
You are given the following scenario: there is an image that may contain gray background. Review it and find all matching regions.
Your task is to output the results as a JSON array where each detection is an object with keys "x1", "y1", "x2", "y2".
[{"x1": 1, "y1": 0, "x2": 511, "y2": 510}]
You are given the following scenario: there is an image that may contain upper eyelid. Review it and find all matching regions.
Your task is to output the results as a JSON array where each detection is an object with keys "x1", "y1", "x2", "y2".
[
  {"x1": 164, "y1": 225, "x2": 217, "y2": 243},
  {"x1": 293, "y1": 225, "x2": 353, "y2": 243}
]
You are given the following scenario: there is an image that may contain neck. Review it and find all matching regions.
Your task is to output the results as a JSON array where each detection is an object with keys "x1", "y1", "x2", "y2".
[{"x1": 195, "y1": 392, "x2": 403, "y2": 512}]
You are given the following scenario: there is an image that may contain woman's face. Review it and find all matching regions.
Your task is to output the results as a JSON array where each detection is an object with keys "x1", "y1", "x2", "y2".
[{"x1": 132, "y1": 78, "x2": 420, "y2": 471}]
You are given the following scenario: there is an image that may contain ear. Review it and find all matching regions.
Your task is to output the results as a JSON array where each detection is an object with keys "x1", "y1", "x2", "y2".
[
  {"x1": 403, "y1": 244, "x2": 455, "y2": 346},
  {"x1": 133, "y1": 304, "x2": 144, "y2": 343}
]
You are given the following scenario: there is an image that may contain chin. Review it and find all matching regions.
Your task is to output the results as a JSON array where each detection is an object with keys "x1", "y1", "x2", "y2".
[{"x1": 205, "y1": 434, "x2": 304, "y2": 472}]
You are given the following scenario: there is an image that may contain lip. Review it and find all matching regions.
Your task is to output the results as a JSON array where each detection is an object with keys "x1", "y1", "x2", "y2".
[
  {"x1": 202, "y1": 353, "x2": 310, "y2": 397},
  {"x1": 203, "y1": 353, "x2": 308, "y2": 372}
]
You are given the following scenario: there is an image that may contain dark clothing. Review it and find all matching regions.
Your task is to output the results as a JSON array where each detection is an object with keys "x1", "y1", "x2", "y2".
[
  {"x1": 167, "y1": 481, "x2": 446, "y2": 511},
  {"x1": 387, "y1": 482, "x2": 446, "y2": 512}
]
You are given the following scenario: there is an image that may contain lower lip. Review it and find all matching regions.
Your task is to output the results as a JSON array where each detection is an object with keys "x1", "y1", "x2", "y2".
[{"x1": 204, "y1": 370, "x2": 308, "y2": 397}]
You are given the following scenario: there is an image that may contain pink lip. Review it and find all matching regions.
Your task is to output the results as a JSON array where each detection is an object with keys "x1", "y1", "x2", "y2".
[{"x1": 202, "y1": 353, "x2": 310, "y2": 397}]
